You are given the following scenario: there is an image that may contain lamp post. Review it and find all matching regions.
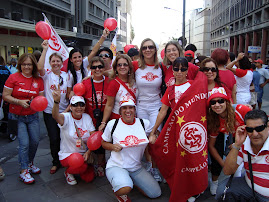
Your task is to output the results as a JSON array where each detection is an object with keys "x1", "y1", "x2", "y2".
[{"x1": 182, "y1": 0, "x2": 186, "y2": 47}]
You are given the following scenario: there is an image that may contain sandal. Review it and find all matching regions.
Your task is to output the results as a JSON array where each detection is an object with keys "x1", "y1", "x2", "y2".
[
  {"x1": 0, "y1": 166, "x2": 5, "y2": 181},
  {"x1": 50, "y1": 165, "x2": 60, "y2": 174}
]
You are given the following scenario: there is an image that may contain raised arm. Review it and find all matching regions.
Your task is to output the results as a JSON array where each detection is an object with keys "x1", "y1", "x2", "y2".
[
  {"x1": 87, "y1": 28, "x2": 110, "y2": 62},
  {"x1": 226, "y1": 52, "x2": 244, "y2": 74},
  {"x1": 52, "y1": 85, "x2": 65, "y2": 125},
  {"x1": 37, "y1": 40, "x2": 49, "y2": 76}
]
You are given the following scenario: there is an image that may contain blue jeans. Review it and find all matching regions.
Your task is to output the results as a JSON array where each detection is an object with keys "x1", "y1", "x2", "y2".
[
  {"x1": 257, "y1": 87, "x2": 263, "y2": 103},
  {"x1": 106, "y1": 166, "x2": 161, "y2": 198},
  {"x1": 9, "y1": 113, "x2": 40, "y2": 170},
  {"x1": 216, "y1": 176, "x2": 269, "y2": 202}
]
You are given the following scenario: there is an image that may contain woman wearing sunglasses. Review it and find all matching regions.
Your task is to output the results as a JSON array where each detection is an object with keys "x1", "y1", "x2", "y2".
[
  {"x1": 207, "y1": 87, "x2": 250, "y2": 195},
  {"x1": 38, "y1": 40, "x2": 69, "y2": 174},
  {"x1": 67, "y1": 28, "x2": 110, "y2": 99},
  {"x1": 81, "y1": 56, "x2": 110, "y2": 176},
  {"x1": 149, "y1": 57, "x2": 191, "y2": 142},
  {"x1": 225, "y1": 53, "x2": 253, "y2": 105},
  {"x1": 52, "y1": 92, "x2": 96, "y2": 185},
  {"x1": 99, "y1": 54, "x2": 136, "y2": 131}
]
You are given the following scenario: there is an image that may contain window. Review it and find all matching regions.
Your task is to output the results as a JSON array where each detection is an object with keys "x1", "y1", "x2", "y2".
[
  {"x1": 96, "y1": 7, "x2": 102, "y2": 18},
  {"x1": 89, "y1": 3, "x2": 94, "y2": 14}
]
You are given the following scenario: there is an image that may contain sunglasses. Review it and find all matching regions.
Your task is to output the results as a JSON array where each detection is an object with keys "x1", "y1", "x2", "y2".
[
  {"x1": 210, "y1": 98, "x2": 225, "y2": 105},
  {"x1": 91, "y1": 65, "x2": 104, "y2": 69},
  {"x1": 203, "y1": 67, "x2": 217, "y2": 72},
  {"x1": 142, "y1": 45, "x2": 155, "y2": 51},
  {"x1": 71, "y1": 102, "x2": 85, "y2": 107},
  {"x1": 246, "y1": 124, "x2": 267, "y2": 133},
  {"x1": 99, "y1": 53, "x2": 110, "y2": 58},
  {"x1": 59, "y1": 76, "x2": 63, "y2": 86},
  {"x1": 117, "y1": 63, "x2": 129, "y2": 67},
  {"x1": 173, "y1": 67, "x2": 188, "y2": 72}
]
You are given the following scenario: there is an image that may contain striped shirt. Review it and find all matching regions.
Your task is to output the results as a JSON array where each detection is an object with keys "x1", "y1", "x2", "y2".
[{"x1": 237, "y1": 136, "x2": 269, "y2": 197}]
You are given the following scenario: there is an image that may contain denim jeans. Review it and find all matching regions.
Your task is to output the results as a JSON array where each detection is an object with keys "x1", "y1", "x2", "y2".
[
  {"x1": 43, "y1": 112, "x2": 61, "y2": 167},
  {"x1": 106, "y1": 166, "x2": 161, "y2": 198},
  {"x1": 9, "y1": 112, "x2": 40, "y2": 170}
]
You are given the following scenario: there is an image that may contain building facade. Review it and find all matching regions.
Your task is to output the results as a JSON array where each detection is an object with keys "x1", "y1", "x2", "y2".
[
  {"x1": 0, "y1": 0, "x2": 118, "y2": 63},
  {"x1": 211, "y1": 0, "x2": 269, "y2": 63}
]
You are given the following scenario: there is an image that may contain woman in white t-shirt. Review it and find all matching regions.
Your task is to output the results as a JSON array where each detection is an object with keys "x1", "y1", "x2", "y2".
[
  {"x1": 52, "y1": 93, "x2": 96, "y2": 185},
  {"x1": 102, "y1": 98, "x2": 161, "y2": 201},
  {"x1": 38, "y1": 40, "x2": 69, "y2": 174}
]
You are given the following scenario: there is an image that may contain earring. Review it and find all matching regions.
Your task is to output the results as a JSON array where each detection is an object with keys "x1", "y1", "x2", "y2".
[{"x1": 116, "y1": 70, "x2": 118, "y2": 75}]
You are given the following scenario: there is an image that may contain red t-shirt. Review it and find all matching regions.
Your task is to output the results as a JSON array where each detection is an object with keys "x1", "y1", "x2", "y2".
[
  {"x1": 210, "y1": 104, "x2": 251, "y2": 138},
  {"x1": 82, "y1": 76, "x2": 110, "y2": 127},
  {"x1": 4, "y1": 72, "x2": 44, "y2": 115},
  {"x1": 218, "y1": 69, "x2": 236, "y2": 92}
]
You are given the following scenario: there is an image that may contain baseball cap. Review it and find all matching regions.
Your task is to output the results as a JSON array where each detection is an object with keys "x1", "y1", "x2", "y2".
[
  {"x1": 119, "y1": 97, "x2": 136, "y2": 108},
  {"x1": 70, "y1": 96, "x2": 85, "y2": 105},
  {"x1": 208, "y1": 87, "x2": 229, "y2": 105},
  {"x1": 254, "y1": 59, "x2": 263, "y2": 64},
  {"x1": 184, "y1": 50, "x2": 194, "y2": 58}
]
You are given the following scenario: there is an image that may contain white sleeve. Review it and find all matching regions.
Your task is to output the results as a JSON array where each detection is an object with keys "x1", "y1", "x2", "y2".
[
  {"x1": 264, "y1": 69, "x2": 269, "y2": 79},
  {"x1": 142, "y1": 119, "x2": 151, "y2": 135},
  {"x1": 67, "y1": 72, "x2": 73, "y2": 88},
  {"x1": 102, "y1": 119, "x2": 115, "y2": 142},
  {"x1": 83, "y1": 57, "x2": 89, "y2": 69},
  {"x1": 58, "y1": 113, "x2": 69, "y2": 129},
  {"x1": 85, "y1": 114, "x2": 96, "y2": 132}
]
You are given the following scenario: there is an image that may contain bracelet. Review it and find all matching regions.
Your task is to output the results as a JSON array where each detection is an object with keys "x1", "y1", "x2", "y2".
[
  {"x1": 14, "y1": 98, "x2": 19, "y2": 104},
  {"x1": 54, "y1": 101, "x2": 60, "y2": 104},
  {"x1": 101, "y1": 122, "x2": 106, "y2": 125},
  {"x1": 101, "y1": 35, "x2": 106, "y2": 38},
  {"x1": 232, "y1": 143, "x2": 240, "y2": 151}
]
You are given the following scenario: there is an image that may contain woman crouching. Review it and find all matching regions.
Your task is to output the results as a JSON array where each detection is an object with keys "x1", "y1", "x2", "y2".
[
  {"x1": 102, "y1": 98, "x2": 161, "y2": 201},
  {"x1": 52, "y1": 86, "x2": 96, "y2": 185}
]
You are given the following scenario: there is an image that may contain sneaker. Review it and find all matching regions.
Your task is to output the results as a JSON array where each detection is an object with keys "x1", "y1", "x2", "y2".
[
  {"x1": 152, "y1": 168, "x2": 162, "y2": 182},
  {"x1": 19, "y1": 169, "x2": 35, "y2": 184},
  {"x1": 187, "y1": 194, "x2": 201, "y2": 202},
  {"x1": 64, "y1": 171, "x2": 77, "y2": 185},
  {"x1": 145, "y1": 161, "x2": 152, "y2": 173},
  {"x1": 115, "y1": 194, "x2": 131, "y2": 202},
  {"x1": 210, "y1": 180, "x2": 218, "y2": 195},
  {"x1": 28, "y1": 162, "x2": 41, "y2": 174}
]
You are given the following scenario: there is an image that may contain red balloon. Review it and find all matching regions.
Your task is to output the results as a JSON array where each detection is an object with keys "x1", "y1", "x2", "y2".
[
  {"x1": 161, "y1": 48, "x2": 165, "y2": 59},
  {"x1": 87, "y1": 131, "x2": 103, "y2": 151},
  {"x1": 124, "y1": 45, "x2": 135, "y2": 54},
  {"x1": 35, "y1": 21, "x2": 51, "y2": 40},
  {"x1": 30, "y1": 96, "x2": 48, "y2": 112},
  {"x1": 68, "y1": 153, "x2": 84, "y2": 168},
  {"x1": 104, "y1": 18, "x2": 117, "y2": 31},
  {"x1": 73, "y1": 83, "x2": 86, "y2": 96}
]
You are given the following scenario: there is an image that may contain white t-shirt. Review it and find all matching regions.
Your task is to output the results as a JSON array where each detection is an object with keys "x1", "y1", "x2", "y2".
[
  {"x1": 135, "y1": 65, "x2": 162, "y2": 103},
  {"x1": 257, "y1": 67, "x2": 269, "y2": 84},
  {"x1": 235, "y1": 70, "x2": 253, "y2": 94},
  {"x1": 67, "y1": 57, "x2": 89, "y2": 87},
  {"x1": 58, "y1": 112, "x2": 95, "y2": 160},
  {"x1": 41, "y1": 70, "x2": 69, "y2": 113},
  {"x1": 102, "y1": 118, "x2": 150, "y2": 172}
]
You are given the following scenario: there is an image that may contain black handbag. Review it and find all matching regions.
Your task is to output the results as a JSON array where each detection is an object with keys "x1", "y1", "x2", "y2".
[
  {"x1": 91, "y1": 78, "x2": 104, "y2": 129},
  {"x1": 218, "y1": 152, "x2": 258, "y2": 202},
  {"x1": 159, "y1": 62, "x2": 167, "y2": 96}
]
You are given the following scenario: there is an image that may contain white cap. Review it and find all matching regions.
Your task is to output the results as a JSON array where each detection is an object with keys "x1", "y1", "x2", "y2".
[
  {"x1": 119, "y1": 96, "x2": 136, "y2": 108},
  {"x1": 70, "y1": 96, "x2": 85, "y2": 105}
]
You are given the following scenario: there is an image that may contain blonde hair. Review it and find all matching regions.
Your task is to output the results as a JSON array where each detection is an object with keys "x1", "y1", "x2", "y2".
[
  {"x1": 138, "y1": 38, "x2": 159, "y2": 69},
  {"x1": 111, "y1": 54, "x2": 135, "y2": 87}
]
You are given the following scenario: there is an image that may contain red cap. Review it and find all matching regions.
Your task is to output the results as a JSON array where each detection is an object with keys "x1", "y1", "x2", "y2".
[
  {"x1": 254, "y1": 59, "x2": 263, "y2": 64},
  {"x1": 184, "y1": 50, "x2": 194, "y2": 58},
  {"x1": 208, "y1": 87, "x2": 229, "y2": 106}
]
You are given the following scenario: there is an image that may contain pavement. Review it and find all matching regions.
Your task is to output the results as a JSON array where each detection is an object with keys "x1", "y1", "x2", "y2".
[{"x1": 0, "y1": 84, "x2": 268, "y2": 202}]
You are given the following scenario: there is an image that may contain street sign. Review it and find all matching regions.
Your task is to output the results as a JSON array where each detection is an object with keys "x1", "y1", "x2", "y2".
[{"x1": 248, "y1": 46, "x2": 261, "y2": 53}]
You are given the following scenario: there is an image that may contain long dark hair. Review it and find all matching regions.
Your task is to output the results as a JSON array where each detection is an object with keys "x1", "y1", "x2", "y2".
[{"x1": 67, "y1": 48, "x2": 86, "y2": 85}]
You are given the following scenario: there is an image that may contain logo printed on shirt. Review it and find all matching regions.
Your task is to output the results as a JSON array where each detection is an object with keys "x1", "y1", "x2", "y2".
[
  {"x1": 19, "y1": 82, "x2": 25, "y2": 85},
  {"x1": 32, "y1": 81, "x2": 38, "y2": 88},
  {"x1": 265, "y1": 155, "x2": 269, "y2": 164},
  {"x1": 119, "y1": 135, "x2": 146, "y2": 147},
  {"x1": 175, "y1": 91, "x2": 183, "y2": 103},
  {"x1": 75, "y1": 128, "x2": 88, "y2": 138},
  {"x1": 166, "y1": 77, "x2": 175, "y2": 87},
  {"x1": 141, "y1": 72, "x2": 159, "y2": 81}
]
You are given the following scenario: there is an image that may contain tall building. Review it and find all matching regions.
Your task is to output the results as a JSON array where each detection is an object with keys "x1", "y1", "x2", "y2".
[
  {"x1": 211, "y1": 0, "x2": 269, "y2": 63},
  {"x1": 0, "y1": 0, "x2": 118, "y2": 62}
]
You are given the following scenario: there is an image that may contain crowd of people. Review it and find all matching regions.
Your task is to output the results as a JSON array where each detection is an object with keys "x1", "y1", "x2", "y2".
[{"x1": 0, "y1": 29, "x2": 269, "y2": 202}]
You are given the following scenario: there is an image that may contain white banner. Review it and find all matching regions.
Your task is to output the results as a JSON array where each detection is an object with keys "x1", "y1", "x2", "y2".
[{"x1": 42, "y1": 13, "x2": 69, "y2": 72}]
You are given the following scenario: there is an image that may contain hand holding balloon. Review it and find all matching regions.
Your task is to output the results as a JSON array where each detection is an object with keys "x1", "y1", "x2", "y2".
[
  {"x1": 41, "y1": 40, "x2": 49, "y2": 50},
  {"x1": 102, "y1": 28, "x2": 110, "y2": 38}
]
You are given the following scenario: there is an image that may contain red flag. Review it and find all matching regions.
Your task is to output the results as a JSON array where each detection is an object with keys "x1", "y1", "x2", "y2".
[{"x1": 150, "y1": 72, "x2": 208, "y2": 202}]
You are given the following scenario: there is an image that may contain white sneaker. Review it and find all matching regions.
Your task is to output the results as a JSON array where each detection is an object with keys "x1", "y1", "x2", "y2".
[
  {"x1": 210, "y1": 180, "x2": 218, "y2": 195},
  {"x1": 152, "y1": 168, "x2": 162, "y2": 182},
  {"x1": 187, "y1": 196, "x2": 196, "y2": 202},
  {"x1": 64, "y1": 171, "x2": 77, "y2": 185},
  {"x1": 28, "y1": 162, "x2": 41, "y2": 174},
  {"x1": 19, "y1": 169, "x2": 35, "y2": 184}
]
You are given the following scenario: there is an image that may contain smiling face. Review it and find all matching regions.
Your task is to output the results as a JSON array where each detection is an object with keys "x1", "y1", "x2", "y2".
[
  {"x1": 70, "y1": 52, "x2": 83, "y2": 69},
  {"x1": 202, "y1": 61, "x2": 217, "y2": 82},
  {"x1": 246, "y1": 118, "x2": 269, "y2": 150},
  {"x1": 120, "y1": 106, "x2": 136, "y2": 124},
  {"x1": 21, "y1": 57, "x2": 33, "y2": 77},
  {"x1": 210, "y1": 97, "x2": 227, "y2": 116},
  {"x1": 166, "y1": 44, "x2": 180, "y2": 63},
  {"x1": 116, "y1": 58, "x2": 129, "y2": 78},
  {"x1": 141, "y1": 40, "x2": 156, "y2": 60},
  {"x1": 50, "y1": 55, "x2": 63, "y2": 75},
  {"x1": 91, "y1": 61, "x2": 104, "y2": 79},
  {"x1": 173, "y1": 64, "x2": 188, "y2": 84},
  {"x1": 71, "y1": 102, "x2": 85, "y2": 119}
]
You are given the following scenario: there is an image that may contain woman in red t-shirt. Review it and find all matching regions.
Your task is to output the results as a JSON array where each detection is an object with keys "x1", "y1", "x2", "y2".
[{"x1": 3, "y1": 53, "x2": 44, "y2": 185}]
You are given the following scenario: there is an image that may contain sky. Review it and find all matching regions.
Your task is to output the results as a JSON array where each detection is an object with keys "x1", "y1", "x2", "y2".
[{"x1": 131, "y1": 0, "x2": 204, "y2": 47}]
